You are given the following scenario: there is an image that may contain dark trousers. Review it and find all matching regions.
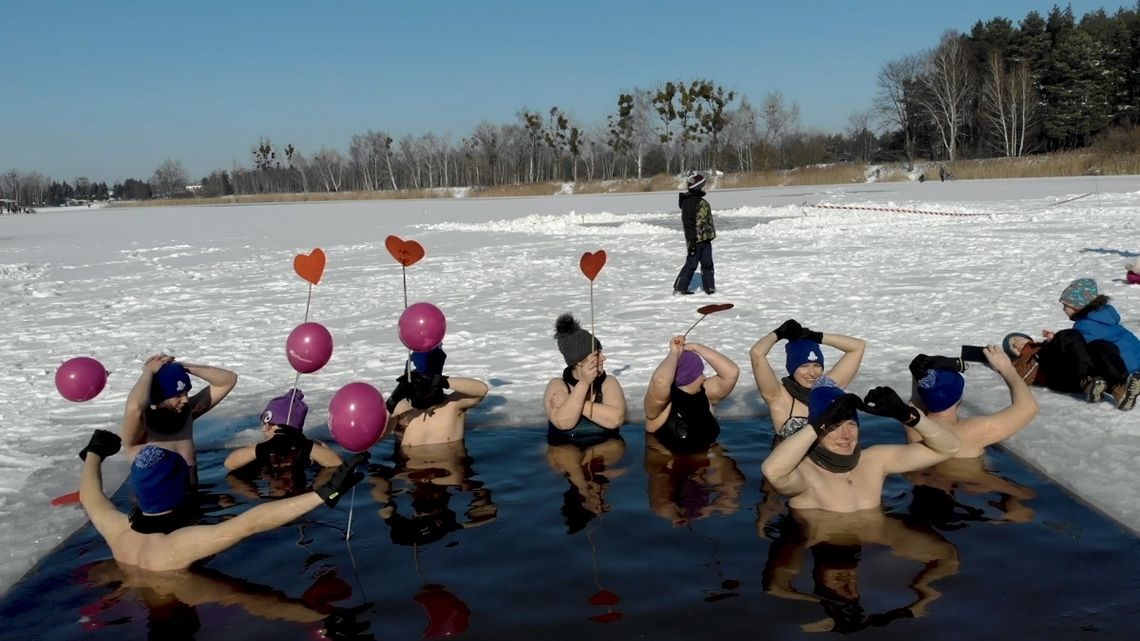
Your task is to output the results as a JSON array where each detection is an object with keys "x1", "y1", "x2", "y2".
[
  {"x1": 1039, "y1": 329, "x2": 1128, "y2": 393},
  {"x1": 673, "y1": 241, "x2": 715, "y2": 293}
]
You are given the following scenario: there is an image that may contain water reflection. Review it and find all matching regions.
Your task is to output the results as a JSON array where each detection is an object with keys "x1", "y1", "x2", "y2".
[
  {"x1": 545, "y1": 434, "x2": 629, "y2": 623},
  {"x1": 369, "y1": 440, "x2": 492, "y2": 638},
  {"x1": 906, "y1": 457, "x2": 1037, "y2": 529},
  {"x1": 545, "y1": 434, "x2": 628, "y2": 534},
  {"x1": 370, "y1": 440, "x2": 497, "y2": 546},
  {"x1": 644, "y1": 434, "x2": 745, "y2": 526},
  {"x1": 762, "y1": 510, "x2": 961, "y2": 633},
  {"x1": 79, "y1": 560, "x2": 365, "y2": 639}
]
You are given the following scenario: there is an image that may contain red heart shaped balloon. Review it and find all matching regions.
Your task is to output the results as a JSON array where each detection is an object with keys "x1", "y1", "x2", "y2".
[
  {"x1": 697, "y1": 303, "x2": 734, "y2": 315},
  {"x1": 294, "y1": 248, "x2": 326, "y2": 285},
  {"x1": 579, "y1": 250, "x2": 607, "y2": 281},
  {"x1": 386, "y1": 235, "x2": 425, "y2": 267}
]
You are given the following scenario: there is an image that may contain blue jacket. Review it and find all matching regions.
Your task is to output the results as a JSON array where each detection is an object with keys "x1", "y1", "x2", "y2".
[{"x1": 1074, "y1": 304, "x2": 1140, "y2": 372}]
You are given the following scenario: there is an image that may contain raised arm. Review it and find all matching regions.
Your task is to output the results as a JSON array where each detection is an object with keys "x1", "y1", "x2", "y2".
[
  {"x1": 862, "y1": 386, "x2": 959, "y2": 473},
  {"x1": 182, "y1": 362, "x2": 239, "y2": 418},
  {"x1": 972, "y1": 346, "x2": 1038, "y2": 447},
  {"x1": 644, "y1": 337, "x2": 684, "y2": 421},
  {"x1": 447, "y1": 377, "x2": 490, "y2": 411},
  {"x1": 121, "y1": 354, "x2": 172, "y2": 449},
  {"x1": 749, "y1": 333, "x2": 783, "y2": 403},
  {"x1": 78, "y1": 430, "x2": 129, "y2": 542},
  {"x1": 686, "y1": 342, "x2": 739, "y2": 403},
  {"x1": 760, "y1": 425, "x2": 814, "y2": 497},
  {"x1": 821, "y1": 332, "x2": 866, "y2": 388}
]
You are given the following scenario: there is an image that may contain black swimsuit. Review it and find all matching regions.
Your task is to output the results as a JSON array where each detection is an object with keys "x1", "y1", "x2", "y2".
[
  {"x1": 548, "y1": 370, "x2": 614, "y2": 446},
  {"x1": 655, "y1": 385, "x2": 719, "y2": 454}
]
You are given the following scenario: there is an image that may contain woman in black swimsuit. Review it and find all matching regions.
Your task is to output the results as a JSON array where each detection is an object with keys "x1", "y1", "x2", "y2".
[{"x1": 644, "y1": 335, "x2": 739, "y2": 454}]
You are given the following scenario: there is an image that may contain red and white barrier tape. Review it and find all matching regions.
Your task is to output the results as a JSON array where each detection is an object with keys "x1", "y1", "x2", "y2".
[{"x1": 804, "y1": 203, "x2": 988, "y2": 218}]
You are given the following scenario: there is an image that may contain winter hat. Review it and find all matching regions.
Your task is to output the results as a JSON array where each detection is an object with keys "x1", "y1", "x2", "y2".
[
  {"x1": 411, "y1": 346, "x2": 447, "y2": 376},
  {"x1": 1002, "y1": 333, "x2": 1033, "y2": 360},
  {"x1": 150, "y1": 362, "x2": 191, "y2": 404},
  {"x1": 785, "y1": 339, "x2": 825, "y2": 376},
  {"x1": 130, "y1": 445, "x2": 190, "y2": 514},
  {"x1": 555, "y1": 313, "x2": 601, "y2": 367},
  {"x1": 917, "y1": 369, "x2": 965, "y2": 412},
  {"x1": 1059, "y1": 278, "x2": 1098, "y2": 309},
  {"x1": 674, "y1": 351, "x2": 704, "y2": 386},
  {"x1": 262, "y1": 388, "x2": 309, "y2": 430},
  {"x1": 687, "y1": 172, "x2": 706, "y2": 191},
  {"x1": 808, "y1": 377, "x2": 858, "y2": 427}
]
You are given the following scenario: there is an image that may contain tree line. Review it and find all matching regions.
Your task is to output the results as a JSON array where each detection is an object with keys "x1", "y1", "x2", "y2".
[{"x1": 3, "y1": 3, "x2": 1138, "y2": 208}]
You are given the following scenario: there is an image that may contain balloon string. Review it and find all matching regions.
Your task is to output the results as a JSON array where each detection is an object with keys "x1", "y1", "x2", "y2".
[
  {"x1": 402, "y1": 265, "x2": 408, "y2": 310},
  {"x1": 589, "y1": 282, "x2": 597, "y2": 354},
  {"x1": 285, "y1": 385, "x2": 300, "y2": 431},
  {"x1": 304, "y1": 284, "x2": 313, "y2": 323},
  {"x1": 346, "y1": 485, "x2": 356, "y2": 541}
]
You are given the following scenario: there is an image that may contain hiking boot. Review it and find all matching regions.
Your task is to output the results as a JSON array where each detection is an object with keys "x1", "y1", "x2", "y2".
[
  {"x1": 1081, "y1": 376, "x2": 1107, "y2": 403},
  {"x1": 705, "y1": 289, "x2": 716, "y2": 295},
  {"x1": 673, "y1": 289, "x2": 695, "y2": 296},
  {"x1": 1110, "y1": 372, "x2": 1140, "y2": 411}
]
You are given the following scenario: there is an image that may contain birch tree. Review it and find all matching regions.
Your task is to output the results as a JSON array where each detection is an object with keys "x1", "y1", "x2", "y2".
[{"x1": 918, "y1": 33, "x2": 973, "y2": 161}]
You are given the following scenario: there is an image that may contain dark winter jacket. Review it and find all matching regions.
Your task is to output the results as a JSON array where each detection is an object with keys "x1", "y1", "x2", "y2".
[
  {"x1": 679, "y1": 189, "x2": 715, "y2": 244},
  {"x1": 1073, "y1": 298, "x2": 1140, "y2": 371}
]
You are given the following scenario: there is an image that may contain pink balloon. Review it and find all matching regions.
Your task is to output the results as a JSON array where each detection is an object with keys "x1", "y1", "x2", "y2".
[
  {"x1": 286, "y1": 322, "x2": 334, "y2": 374},
  {"x1": 55, "y1": 357, "x2": 108, "y2": 402},
  {"x1": 398, "y1": 302, "x2": 447, "y2": 352},
  {"x1": 328, "y1": 382, "x2": 388, "y2": 452},
  {"x1": 1127, "y1": 271, "x2": 1140, "y2": 285}
]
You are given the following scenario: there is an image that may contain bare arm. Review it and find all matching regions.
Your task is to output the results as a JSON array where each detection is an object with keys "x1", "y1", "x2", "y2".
[
  {"x1": 974, "y1": 346, "x2": 1039, "y2": 448},
  {"x1": 182, "y1": 363, "x2": 238, "y2": 418},
  {"x1": 121, "y1": 354, "x2": 171, "y2": 449},
  {"x1": 446, "y1": 377, "x2": 489, "y2": 411},
  {"x1": 79, "y1": 454, "x2": 129, "y2": 542},
  {"x1": 644, "y1": 349, "x2": 680, "y2": 421},
  {"x1": 822, "y1": 333, "x2": 866, "y2": 388},
  {"x1": 880, "y1": 415, "x2": 960, "y2": 474},
  {"x1": 158, "y1": 493, "x2": 325, "y2": 570},
  {"x1": 687, "y1": 342, "x2": 739, "y2": 404},
  {"x1": 749, "y1": 333, "x2": 784, "y2": 403},
  {"x1": 223, "y1": 445, "x2": 258, "y2": 471},
  {"x1": 309, "y1": 441, "x2": 343, "y2": 467},
  {"x1": 586, "y1": 376, "x2": 626, "y2": 429},
  {"x1": 545, "y1": 378, "x2": 591, "y2": 430},
  {"x1": 760, "y1": 426, "x2": 814, "y2": 497}
]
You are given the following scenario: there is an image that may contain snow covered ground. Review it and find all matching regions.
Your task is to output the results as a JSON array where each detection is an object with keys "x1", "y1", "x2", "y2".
[{"x1": 2, "y1": 175, "x2": 1139, "y2": 594}]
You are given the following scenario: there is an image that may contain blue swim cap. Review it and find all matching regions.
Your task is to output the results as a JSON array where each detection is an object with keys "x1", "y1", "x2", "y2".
[
  {"x1": 917, "y1": 369, "x2": 965, "y2": 412},
  {"x1": 785, "y1": 339, "x2": 824, "y2": 376},
  {"x1": 151, "y1": 363, "x2": 191, "y2": 404},
  {"x1": 130, "y1": 445, "x2": 190, "y2": 514}
]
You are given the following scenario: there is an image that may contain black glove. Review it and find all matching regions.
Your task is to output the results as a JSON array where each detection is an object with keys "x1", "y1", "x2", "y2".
[
  {"x1": 255, "y1": 426, "x2": 313, "y2": 464},
  {"x1": 811, "y1": 393, "x2": 864, "y2": 437},
  {"x1": 797, "y1": 326, "x2": 824, "y2": 343},
  {"x1": 316, "y1": 452, "x2": 370, "y2": 508},
  {"x1": 79, "y1": 429, "x2": 121, "y2": 461},
  {"x1": 386, "y1": 379, "x2": 411, "y2": 413},
  {"x1": 773, "y1": 319, "x2": 803, "y2": 342},
  {"x1": 862, "y1": 386, "x2": 921, "y2": 427},
  {"x1": 687, "y1": 241, "x2": 696, "y2": 256},
  {"x1": 909, "y1": 354, "x2": 965, "y2": 379},
  {"x1": 410, "y1": 370, "x2": 449, "y2": 391}
]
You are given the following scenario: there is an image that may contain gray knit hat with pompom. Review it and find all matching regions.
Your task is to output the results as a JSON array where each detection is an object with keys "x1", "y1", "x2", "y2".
[{"x1": 554, "y1": 313, "x2": 601, "y2": 366}]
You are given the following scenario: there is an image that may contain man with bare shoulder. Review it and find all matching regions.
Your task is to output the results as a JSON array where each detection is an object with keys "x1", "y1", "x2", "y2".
[
  {"x1": 121, "y1": 354, "x2": 238, "y2": 482},
  {"x1": 385, "y1": 347, "x2": 489, "y2": 446},
  {"x1": 906, "y1": 348, "x2": 1038, "y2": 458},
  {"x1": 761, "y1": 380, "x2": 960, "y2": 512},
  {"x1": 78, "y1": 430, "x2": 367, "y2": 572}
]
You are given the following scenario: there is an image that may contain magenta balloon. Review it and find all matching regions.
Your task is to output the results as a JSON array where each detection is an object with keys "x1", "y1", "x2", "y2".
[
  {"x1": 328, "y1": 382, "x2": 388, "y2": 452},
  {"x1": 286, "y1": 322, "x2": 334, "y2": 374},
  {"x1": 55, "y1": 356, "x2": 109, "y2": 402},
  {"x1": 398, "y1": 302, "x2": 447, "y2": 352}
]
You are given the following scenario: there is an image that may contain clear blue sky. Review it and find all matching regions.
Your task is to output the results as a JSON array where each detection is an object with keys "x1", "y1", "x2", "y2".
[{"x1": 0, "y1": 0, "x2": 1124, "y2": 183}]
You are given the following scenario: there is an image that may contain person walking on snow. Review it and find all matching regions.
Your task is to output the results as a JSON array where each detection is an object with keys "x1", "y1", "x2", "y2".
[{"x1": 673, "y1": 172, "x2": 716, "y2": 295}]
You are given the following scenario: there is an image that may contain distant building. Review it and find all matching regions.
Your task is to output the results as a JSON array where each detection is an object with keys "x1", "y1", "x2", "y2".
[{"x1": 185, "y1": 184, "x2": 203, "y2": 193}]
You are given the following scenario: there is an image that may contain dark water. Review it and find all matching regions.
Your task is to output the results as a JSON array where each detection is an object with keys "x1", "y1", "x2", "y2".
[{"x1": 2, "y1": 417, "x2": 1139, "y2": 640}]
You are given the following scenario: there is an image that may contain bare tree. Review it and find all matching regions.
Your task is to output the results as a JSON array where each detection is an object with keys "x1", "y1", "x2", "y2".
[
  {"x1": 151, "y1": 159, "x2": 188, "y2": 197},
  {"x1": 918, "y1": 33, "x2": 973, "y2": 162},
  {"x1": 874, "y1": 54, "x2": 924, "y2": 167},
  {"x1": 724, "y1": 98, "x2": 759, "y2": 172},
  {"x1": 759, "y1": 92, "x2": 800, "y2": 169},
  {"x1": 982, "y1": 52, "x2": 1038, "y2": 157},
  {"x1": 310, "y1": 148, "x2": 345, "y2": 192},
  {"x1": 847, "y1": 110, "x2": 876, "y2": 162}
]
